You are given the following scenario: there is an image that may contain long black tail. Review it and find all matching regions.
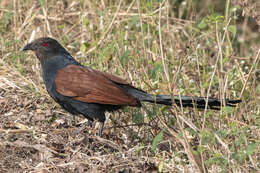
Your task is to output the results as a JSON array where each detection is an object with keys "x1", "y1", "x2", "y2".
[
  {"x1": 145, "y1": 94, "x2": 241, "y2": 110},
  {"x1": 123, "y1": 86, "x2": 241, "y2": 110}
]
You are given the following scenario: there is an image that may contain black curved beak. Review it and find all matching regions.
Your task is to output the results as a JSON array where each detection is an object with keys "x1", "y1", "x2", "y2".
[{"x1": 22, "y1": 43, "x2": 33, "y2": 51}]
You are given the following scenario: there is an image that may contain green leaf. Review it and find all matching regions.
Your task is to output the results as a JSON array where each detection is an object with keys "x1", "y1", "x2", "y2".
[
  {"x1": 152, "y1": 130, "x2": 164, "y2": 152},
  {"x1": 256, "y1": 84, "x2": 260, "y2": 94},
  {"x1": 118, "y1": 50, "x2": 130, "y2": 66},
  {"x1": 147, "y1": 105, "x2": 160, "y2": 120},
  {"x1": 228, "y1": 25, "x2": 236, "y2": 37},
  {"x1": 148, "y1": 61, "x2": 163, "y2": 78},
  {"x1": 170, "y1": 117, "x2": 176, "y2": 126},
  {"x1": 38, "y1": 0, "x2": 46, "y2": 6},
  {"x1": 158, "y1": 161, "x2": 164, "y2": 172},
  {"x1": 197, "y1": 19, "x2": 207, "y2": 29},
  {"x1": 206, "y1": 110, "x2": 213, "y2": 118},
  {"x1": 130, "y1": 16, "x2": 139, "y2": 29},
  {"x1": 97, "y1": 10, "x2": 105, "y2": 17},
  {"x1": 223, "y1": 56, "x2": 229, "y2": 64},
  {"x1": 47, "y1": 115, "x2": 56, "y2": 122},
  {"x1": 0, "y1": 12, "x2": 13, "y2": 32},
  {"x1": 83, "y1": 17, "x2": 89, "y2": 26},
  {"x1": 132, "y1": 109, "x2": 144, "y2": 124},
  {"x1": 222, "y1": 106, "x2": 233, "y2": 114},
  {"x1": 80, "y1": 43, "x2": 87, "y2": 53},
  {"x1": 135, "y1": 144, "x2": 145, "y2": 155},
  {"x1": 200, "y1": 130, "x2": 215, "y2": 144},
  {"x1": 245, "y1": 143, "x2": 257, "y2": 155}
]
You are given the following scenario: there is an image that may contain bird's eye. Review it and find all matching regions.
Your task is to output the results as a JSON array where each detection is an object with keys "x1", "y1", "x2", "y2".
[{"x1": 42, "y1": 42, "x2": 48, "y2": 47}]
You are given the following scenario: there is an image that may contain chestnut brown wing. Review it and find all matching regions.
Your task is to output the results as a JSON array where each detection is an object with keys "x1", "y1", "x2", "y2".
[{"x1": 54, "y1": 64, "x2": 140, "y2": 106}]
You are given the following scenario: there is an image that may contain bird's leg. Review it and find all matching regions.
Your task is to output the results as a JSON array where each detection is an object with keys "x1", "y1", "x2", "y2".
[
  {"x1": 74, "y1": 120, "x2": 93, "y2": 137},
  {"x1": 97, "y1": 122, "x2": 104, "y2": 136}
]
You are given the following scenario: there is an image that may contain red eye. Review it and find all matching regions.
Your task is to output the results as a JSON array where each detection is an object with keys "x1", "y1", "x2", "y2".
[{"x1": 42, "y1": 42, "x2": 48, "y2": 47}]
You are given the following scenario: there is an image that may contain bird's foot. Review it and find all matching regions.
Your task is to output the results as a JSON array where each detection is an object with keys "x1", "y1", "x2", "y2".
[{"x1": 97, "y1": 122, "x2": 104, "y2": 137}]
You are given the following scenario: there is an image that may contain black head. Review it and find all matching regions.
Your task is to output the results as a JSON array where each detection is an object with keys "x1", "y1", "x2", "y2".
[{"x1": 23, "y1": 37, "x2": 67, "y2": 60}]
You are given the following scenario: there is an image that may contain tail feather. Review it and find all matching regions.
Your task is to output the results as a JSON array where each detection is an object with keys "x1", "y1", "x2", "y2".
[
  {"x1": 118, "y1": 85, "x2": 241, "y2": 109},
  {"x1": 141, "y1": 94, "x2": 241, "y2": 110}
]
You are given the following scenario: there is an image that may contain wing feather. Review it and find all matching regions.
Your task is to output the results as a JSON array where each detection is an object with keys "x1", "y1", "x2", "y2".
[{"x1": 54, "y1": 64, "x2": 140, "y2": 106}]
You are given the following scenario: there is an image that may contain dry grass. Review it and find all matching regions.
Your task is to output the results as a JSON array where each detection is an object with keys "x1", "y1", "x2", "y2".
[{"x1": 0, "y1": 0, "x2": 259, "y2": 172}]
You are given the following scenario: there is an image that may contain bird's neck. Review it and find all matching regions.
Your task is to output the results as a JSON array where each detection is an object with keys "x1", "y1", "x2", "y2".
[
  {"x1": 40, "y1": 54, "x2": 80, "y2": 90},
  {"x1": 39, "y1": 53, "x2": 79, "y2": 70}
]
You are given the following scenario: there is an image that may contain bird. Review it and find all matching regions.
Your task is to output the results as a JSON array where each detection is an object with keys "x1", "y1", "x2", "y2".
[{"x1": 22, "y1": 37, "x2": 241, "y2": 136}]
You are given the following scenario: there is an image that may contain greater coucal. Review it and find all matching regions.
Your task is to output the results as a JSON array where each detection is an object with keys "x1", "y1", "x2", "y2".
[{"x1": 22, "y1": 37, "x2": 241, "y2": 136}]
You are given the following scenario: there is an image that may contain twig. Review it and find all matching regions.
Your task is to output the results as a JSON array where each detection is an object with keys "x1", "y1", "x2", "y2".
[
  {"x1": 0, "y1": 129, "x2": 35, "y2": 134},
  {"x1": 239, "y1": 47, "x2": 260, "y2": 98}
]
